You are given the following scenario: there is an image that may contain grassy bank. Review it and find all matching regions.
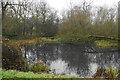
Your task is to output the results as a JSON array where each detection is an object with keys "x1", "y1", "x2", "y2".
[
  {"x1": 5, "y1": 37, "x2": 119, "y2": 49},
  {"x1": 94, "y1": 40, "x2": 119, "y2": 48},
  {"x1": 1, "y1": 66, "x2": 120, "y2": 79},
  {"x1": 0, "y1": 68, "x2": 77, "y2": 79},
  {"x1": 7, "y1": 37, "x2": 59, "y2": 45},
  {"x1": 2, "y1": 37, "x2": 60, "y2": 50}
]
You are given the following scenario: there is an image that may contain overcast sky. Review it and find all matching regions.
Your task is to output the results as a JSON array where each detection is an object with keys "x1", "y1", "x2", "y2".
[
  {"x1": 4, "y1": 0, "x2": 120, "y2": 11},
  {"x1": 45, "y1": 0, "x2": 120, "y2": 13},
  {"x1": 2, "y1": 0, "x2": 120, "y2": 16}
]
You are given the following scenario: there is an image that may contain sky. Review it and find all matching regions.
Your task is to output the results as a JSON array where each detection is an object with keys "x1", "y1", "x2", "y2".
[
  {"x1": 3, "y1": 0, "x2": 120, "y2": 12},
  {"x1": 2, "y1": 0, "x2": 120, "y2": 16},
  {"x1": 45, "y1": 0, "x2": 120, "y2": 13}
]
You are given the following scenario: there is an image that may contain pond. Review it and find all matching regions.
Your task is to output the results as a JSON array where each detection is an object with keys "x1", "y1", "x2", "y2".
[{"x1": 21, "y1": 43, "x2": 120, "y2": 77}]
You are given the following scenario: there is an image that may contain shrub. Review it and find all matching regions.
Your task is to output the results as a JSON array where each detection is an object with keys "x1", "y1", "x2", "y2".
[
  {"x1": 94, "y1": 66, "x2": 120, "y2": 78},
  {"x1": 2, "y1": 42, "x2": 30, "y2": 72},
  {"x1": 30, "y1": 61, "x2": 50, "y2": 73},
  {"x1": 105, "y1": 66, "x2": 119, "y2": 78}
]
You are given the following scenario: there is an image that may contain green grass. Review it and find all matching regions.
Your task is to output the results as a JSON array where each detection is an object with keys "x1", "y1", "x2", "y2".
[
  {"x1": 0, "y1": 69, "x2": 2, "y2": 80},
  {"x1": 1, "y1": 68, "x2": 117, "y2": 80},
  {"x1": 0, "y1": 68, "x2": 77, "y2": 78}
]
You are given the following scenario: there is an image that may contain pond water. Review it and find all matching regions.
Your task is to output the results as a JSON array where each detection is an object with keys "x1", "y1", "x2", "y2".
[{"x1": 21, "y1": 43, "x2": 120, "y2": 77}]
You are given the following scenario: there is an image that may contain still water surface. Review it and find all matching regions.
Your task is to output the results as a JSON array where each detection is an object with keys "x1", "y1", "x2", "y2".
[{"x1": 21, "y1": 43, "x2": 120, "y2": 77}]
